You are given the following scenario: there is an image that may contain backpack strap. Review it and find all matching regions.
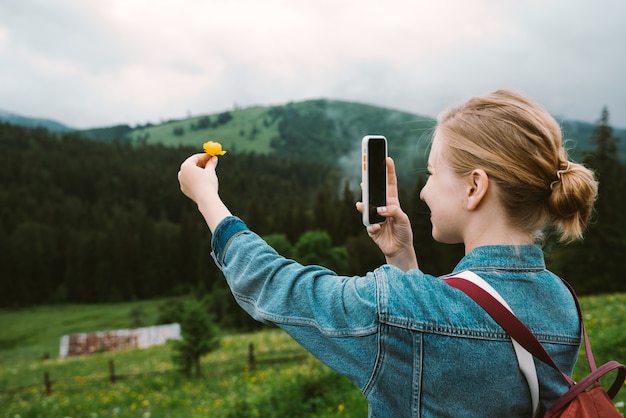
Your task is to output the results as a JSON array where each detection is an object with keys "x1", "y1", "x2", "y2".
[
  {"x1": 446, "y1": 271, "x2": 542, "y2": 415},
  {"x1": 445, "y1": 273, "x2": 572, "y2": 382},
  {"x1": 445, "y1": 272, "x2": 626, "y2": 399}
]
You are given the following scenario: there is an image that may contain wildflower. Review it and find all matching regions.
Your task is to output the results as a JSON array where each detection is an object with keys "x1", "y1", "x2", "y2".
[{"x1": 203, "y1": 141, "x2": 227, "y2": 156}]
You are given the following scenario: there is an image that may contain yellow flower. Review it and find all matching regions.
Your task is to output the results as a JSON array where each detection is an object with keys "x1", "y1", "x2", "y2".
[{"x1": 203, "y1": 141, "x2": 227, "y2": 156}]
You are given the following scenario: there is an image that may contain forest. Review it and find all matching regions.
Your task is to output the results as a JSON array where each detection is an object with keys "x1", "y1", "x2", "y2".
[{"x1": 1, "y1": 106, "x2": 624, "y2": 329}]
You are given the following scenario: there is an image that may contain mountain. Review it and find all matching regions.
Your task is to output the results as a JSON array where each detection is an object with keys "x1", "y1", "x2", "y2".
[
  {"x1": 121, "y1": 99, "x2": 437, "y2": 188},
  {"x1": 119, "y1": 99, "x2": 626, "y2": 163},
  {"x1": 0, "y1": 109, "x2": 75, "y2": 132},
  {"x1": 4, "y1": 100, "x2": 625, "y2": 164}
]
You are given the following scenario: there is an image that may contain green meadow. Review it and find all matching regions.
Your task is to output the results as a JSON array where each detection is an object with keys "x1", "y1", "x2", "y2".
[
  {"x1": 0, "y1": 300, "x2": 367, "y2": 418},
  {"x1": 128, "y1": 105, "x2": 279, "y2": 154},
  {"x1": 1, "y1": 294, "x2": 625, "y2": 417}
]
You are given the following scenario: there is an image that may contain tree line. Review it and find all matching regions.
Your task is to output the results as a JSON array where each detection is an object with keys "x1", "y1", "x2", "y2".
[
  {"x1": 1, "y1": 110, "x2": 624, "y2": 323},
  {"x1": 0, "y1": 122, "x2": 392, "y2": 311}
]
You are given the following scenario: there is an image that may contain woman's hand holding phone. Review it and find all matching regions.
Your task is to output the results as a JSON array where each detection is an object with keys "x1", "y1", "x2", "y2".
[{"x1": 357, "y1": 156, "x2": 418, "y2": 272}]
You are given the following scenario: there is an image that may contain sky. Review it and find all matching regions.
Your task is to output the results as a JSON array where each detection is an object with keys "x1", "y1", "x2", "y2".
[{"x1": 0, "y1": 0, "x2": 625, "y2": 129}]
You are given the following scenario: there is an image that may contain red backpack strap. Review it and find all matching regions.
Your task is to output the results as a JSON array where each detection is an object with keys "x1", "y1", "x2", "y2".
[
  {"x1": 547, "y1": 277, "x2": 625, "y2": 397},
  {"x1": 446, "y1": 275, "x2": 626, "y2": 398},
  {"x1": 444, "y1": 277, "x2": 573, "y2": 385}
]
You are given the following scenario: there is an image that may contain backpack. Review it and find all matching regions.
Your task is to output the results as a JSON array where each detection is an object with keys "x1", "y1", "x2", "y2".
[{"x1": 445, "y1": 271, "x2": 625, "y2": 417}]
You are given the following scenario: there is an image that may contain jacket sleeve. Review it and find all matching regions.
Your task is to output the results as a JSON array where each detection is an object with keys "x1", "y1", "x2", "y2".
[{"x1": 210, "y1": 216, "x2": 379, "y2": 390}]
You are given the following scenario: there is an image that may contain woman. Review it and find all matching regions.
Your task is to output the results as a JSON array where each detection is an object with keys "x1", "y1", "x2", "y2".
[{"x1": 178, "y1": 89, "x2": 598, "y2": 417}]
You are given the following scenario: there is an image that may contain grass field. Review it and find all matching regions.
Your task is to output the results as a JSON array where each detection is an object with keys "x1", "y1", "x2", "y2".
[
  {"x1": 1, "y1": 294, "x2": 625, "y2": 417},
  {"x1": 0, "y1": 299, "x2": 367, "y2": 418},
  {"x1": 128, "y1": 106, "x2": 279, "y2": 154}
]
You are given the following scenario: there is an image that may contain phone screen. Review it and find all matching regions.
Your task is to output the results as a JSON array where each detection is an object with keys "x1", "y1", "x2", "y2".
[{"x1": 367, "y1": 137, "x2": 387, "y2": 224}]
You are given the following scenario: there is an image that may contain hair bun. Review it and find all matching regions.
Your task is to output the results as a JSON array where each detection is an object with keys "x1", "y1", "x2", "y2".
[{"x1": 548, "y1": 161, "x2": 598, "y2": 242}]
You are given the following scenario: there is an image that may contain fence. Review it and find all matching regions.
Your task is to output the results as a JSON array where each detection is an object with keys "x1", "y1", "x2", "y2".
[{"x1": 2, "y1": 342, "x2": 308, "y2": 397}]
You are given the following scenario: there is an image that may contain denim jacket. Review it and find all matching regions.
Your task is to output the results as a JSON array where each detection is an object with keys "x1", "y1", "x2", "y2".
[{"x1": 211, "y1": 216, "x2": 580, "y2": 417}]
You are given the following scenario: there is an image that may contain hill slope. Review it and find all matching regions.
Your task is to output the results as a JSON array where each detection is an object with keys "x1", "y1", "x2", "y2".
[
  {"x1": 122, "y1": 99, "x2": 626, "y2": 165},
  {"x1": 3, "y1": 100, "x2": 624, "y2": 165},
  {"x1": 124, "y1": 99, "x2": 436, "y2": 188},
  {"x1": 126, "y1": 100, "x2": 434, "y2": 153},
  {"x1": 0, "y1": 109, "x2": 74, "y2": 132}
]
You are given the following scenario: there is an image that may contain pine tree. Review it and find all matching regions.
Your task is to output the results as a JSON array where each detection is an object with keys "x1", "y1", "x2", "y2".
[
  {"x1": 549, "y1": 108, "x2": 626, "y2": 293},
  {"x1": 172, "y1": 300, "x2": 221, "y2": 378},
  {"x1": 583, "y1": 108, "x2": 626, "y2": 292}
]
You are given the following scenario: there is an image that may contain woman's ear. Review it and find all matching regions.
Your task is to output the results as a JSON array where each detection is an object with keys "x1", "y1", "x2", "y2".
[{"x1": 466, "y1": 169, "x2": 489, "y2": 210}]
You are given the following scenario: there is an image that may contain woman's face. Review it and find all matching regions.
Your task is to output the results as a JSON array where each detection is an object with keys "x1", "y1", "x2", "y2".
[{"x1": 419, "y1": 135, "x2": 469, "y2": 244}]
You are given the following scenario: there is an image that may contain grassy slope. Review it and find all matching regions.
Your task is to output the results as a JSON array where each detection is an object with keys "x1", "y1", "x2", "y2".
[
  {"x1": 128, "y1": 105, "x2": 279, "y2": 154},
  {"x1": 0, "y1": 300, "x2": 165, "y2": 367},
  {"x1": 126, "y1": 100, "x2": 434, "y2": 153},
  {"x1": 124, "y1": 100, "x2": 435, "y2": 190},
  {"x1": 116, "y1": 100, "x2": 626, "y2": 163},
  {"x1": 1, "y1": 294, "x2": 625, "y2": 416},
  {"x1": 0, "y1": 299, "x2": 367, "y2": 417}
]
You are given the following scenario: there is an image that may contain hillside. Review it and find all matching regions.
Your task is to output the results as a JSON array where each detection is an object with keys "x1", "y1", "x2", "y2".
[
  {"x1": 122, "y1": 99, "x2": 436, "y2": 188},
  {"x1": 3, "y1": 99, "x2": 625, "y2": 164},
  {"x1": 91, "y1": 99, "x2": 626, "y2": 166},
  {"x1": 128, "y1": 105, "x2": 279, "y2": 153},
  {"x1": 0, "y1": 109, "x2": 74, "y2": 132}
]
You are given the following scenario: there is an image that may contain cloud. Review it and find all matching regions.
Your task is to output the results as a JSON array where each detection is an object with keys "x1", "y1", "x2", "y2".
[
  {"x1": 0, "y1": 26, "x2": 8, "y2": 49},
  {"x1": 0, "y1": 0, "x2": 625, "y2": 128}
]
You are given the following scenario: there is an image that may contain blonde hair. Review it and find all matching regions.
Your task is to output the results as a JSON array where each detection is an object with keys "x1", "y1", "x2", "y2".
[{"x1": 435, "y1": 89, "x2": 598, "y2": 243}]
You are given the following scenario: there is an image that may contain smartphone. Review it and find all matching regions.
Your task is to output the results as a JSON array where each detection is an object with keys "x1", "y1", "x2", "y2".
[{"x1": 361, "y1": 135, "x2": 387, "y2": 226}]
